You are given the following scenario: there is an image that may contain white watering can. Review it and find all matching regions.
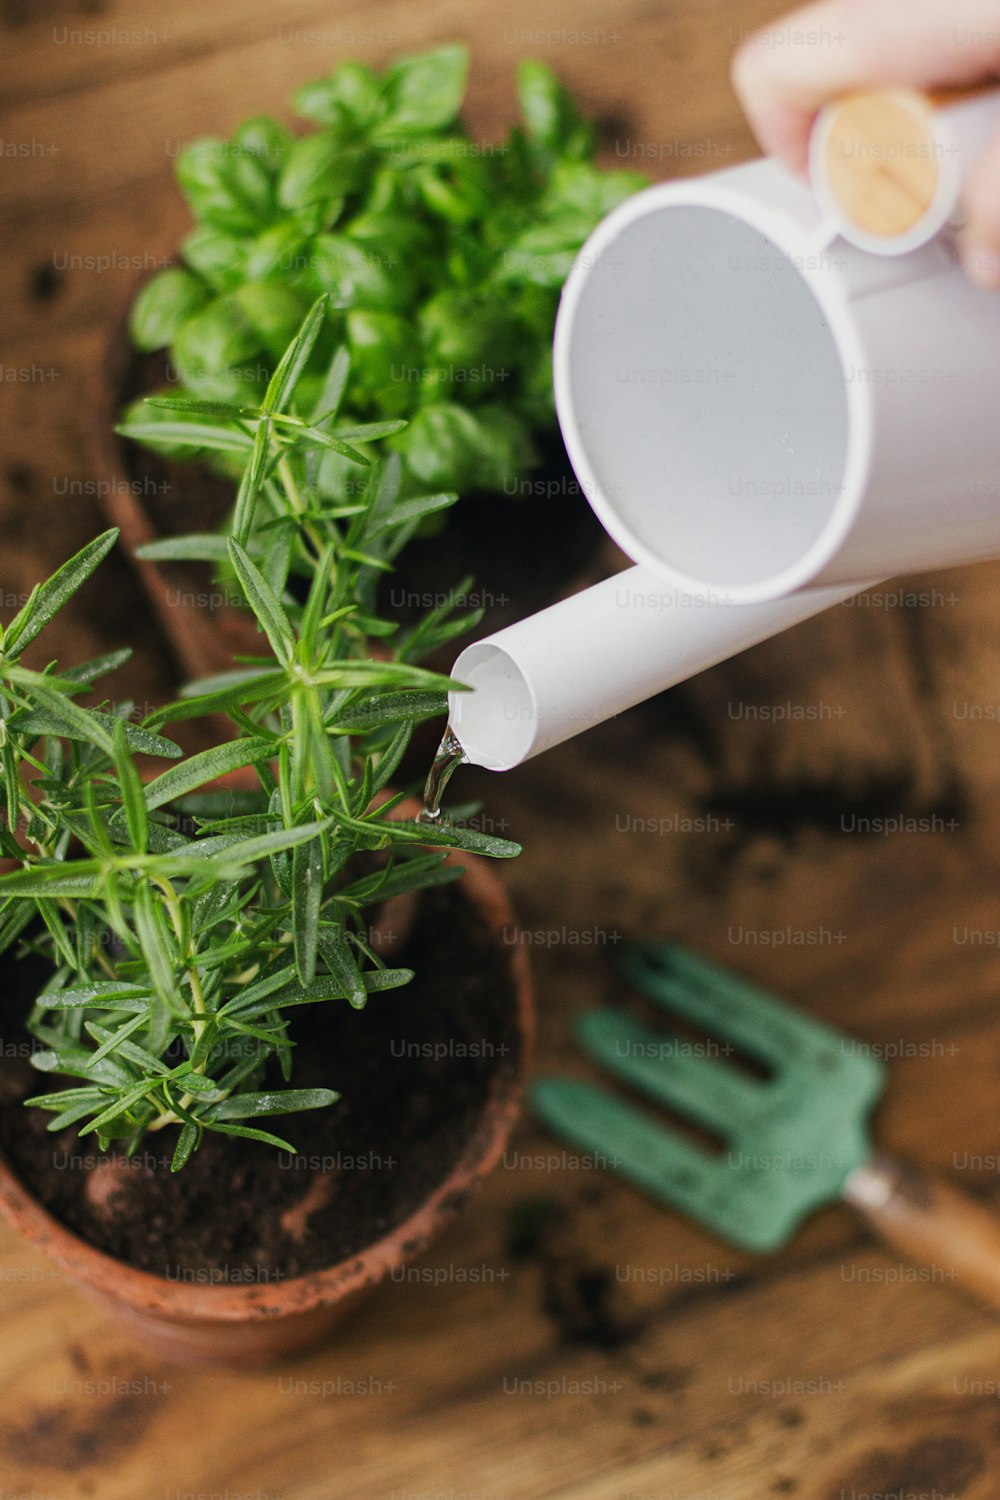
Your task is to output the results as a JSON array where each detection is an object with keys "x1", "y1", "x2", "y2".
[{"x1": 446, "y1": 87, "x2": 1000, "y2": 772}]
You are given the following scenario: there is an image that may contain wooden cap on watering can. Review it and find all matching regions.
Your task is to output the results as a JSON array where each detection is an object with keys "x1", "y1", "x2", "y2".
[{"x1": 809, "y1": 83, "x2": 999, "y2": 254}]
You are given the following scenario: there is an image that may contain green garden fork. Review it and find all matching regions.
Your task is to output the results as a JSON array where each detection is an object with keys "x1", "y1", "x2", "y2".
[{"x1": 532, "y1": 942, "x2": 1000, "y2": 1309}]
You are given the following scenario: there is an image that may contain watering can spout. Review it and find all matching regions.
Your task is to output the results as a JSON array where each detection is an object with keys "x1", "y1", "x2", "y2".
[{"x1": 447, "y1": 569, "x2": 866, "y2": 771}]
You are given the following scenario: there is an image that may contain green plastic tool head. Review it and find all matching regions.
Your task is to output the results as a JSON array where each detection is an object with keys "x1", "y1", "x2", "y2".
[{"x1": 531, "y1": 942, "x2": 885, "y2": 1253}]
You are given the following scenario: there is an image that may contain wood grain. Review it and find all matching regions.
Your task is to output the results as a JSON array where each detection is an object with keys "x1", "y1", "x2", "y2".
[
  {"x1": 822, "y1": 91, "x2": 939, "y2": 238},
  {"x1": 4, "y1": 0, "x2": 1000, "y2": 1496}
]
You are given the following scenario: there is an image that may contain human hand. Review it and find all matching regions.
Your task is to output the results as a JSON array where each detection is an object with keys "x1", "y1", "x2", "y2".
[{"x1": 731, "y1": 0, "x2": 1000, "y2": 285}]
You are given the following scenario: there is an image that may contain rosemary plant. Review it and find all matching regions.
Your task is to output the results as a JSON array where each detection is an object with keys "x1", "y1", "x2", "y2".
[{"x1": 0, "y1": 302, "x2": 518, "y2": 1170}]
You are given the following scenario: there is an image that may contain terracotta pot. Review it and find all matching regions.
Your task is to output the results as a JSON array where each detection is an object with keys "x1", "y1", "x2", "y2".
[{"x1": 0, "y1": 829, "x2": 533, "y2": 1368}]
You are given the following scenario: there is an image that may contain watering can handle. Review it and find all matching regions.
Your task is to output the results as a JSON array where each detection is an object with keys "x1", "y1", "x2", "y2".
[{"x1": 843, "y1": 1151, "x2": 1000, "y2": 1309}]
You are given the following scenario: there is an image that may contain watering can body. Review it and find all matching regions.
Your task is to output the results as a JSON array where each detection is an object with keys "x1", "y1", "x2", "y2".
[{"x1": 449, "y1": 90, "x2": 1000, "y2": 770}]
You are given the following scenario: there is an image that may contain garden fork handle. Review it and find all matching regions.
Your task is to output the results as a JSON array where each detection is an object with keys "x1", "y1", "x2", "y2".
[{"x1": 843, "y1": 1151, "x2": 1000, "y2": 1311}]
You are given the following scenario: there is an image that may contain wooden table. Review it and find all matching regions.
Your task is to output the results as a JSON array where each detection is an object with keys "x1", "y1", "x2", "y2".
[{"x1": 5, "y1": 2, "x2": 1000, "y2": 1496}]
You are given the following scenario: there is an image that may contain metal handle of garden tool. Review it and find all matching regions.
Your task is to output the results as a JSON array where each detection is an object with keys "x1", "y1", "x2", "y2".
[{"x1": 843, "y1": 1151, "x2": 1000, "y2": 1309}]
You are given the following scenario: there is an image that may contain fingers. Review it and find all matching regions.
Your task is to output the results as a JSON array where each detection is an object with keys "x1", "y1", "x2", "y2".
[
  {"x1": 962, "y1": 126, "x2": 1000, "y2": 286},
  {"x1": 732, "y1": 0, "x2": 1000, "y2": 174}
]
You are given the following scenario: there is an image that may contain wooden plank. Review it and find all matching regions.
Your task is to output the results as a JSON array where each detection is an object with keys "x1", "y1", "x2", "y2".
[
  {"x1": 5, "y1": 1, "x2": 1000, "y2": 1497},
  {"x1": 2, "y1": 1213, "x2": 994, "y2": 1499},
  {"x1": 1, "y1": 0, "x2": 764, "y2": 218},
  {"x1": 560, "y1": 1321, "x2": 1000, "y2": 1500},
  {"x1": 474, "y1": 730, "x2": 1000, "y2": 1038},
  {"x1": 3, "y1": 0, "x2": 776, "y2": 121}
]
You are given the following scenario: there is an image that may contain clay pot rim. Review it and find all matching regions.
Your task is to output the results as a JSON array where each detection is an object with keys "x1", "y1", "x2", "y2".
[{"x1": 0, "y1": 819, "x2": 533, "y2": 1324}]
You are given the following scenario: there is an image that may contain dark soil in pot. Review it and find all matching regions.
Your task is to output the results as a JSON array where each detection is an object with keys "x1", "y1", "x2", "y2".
[{"x1": 0, "y1": 882, "x2": 521, "y2": 1282}]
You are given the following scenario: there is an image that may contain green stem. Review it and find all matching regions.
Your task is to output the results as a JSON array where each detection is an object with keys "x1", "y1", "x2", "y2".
[
  {"x1": 147, "y1": 875, "x2": 209, "y2": 1128},
  {"x1": 278, "y1": 455, "x2": 326, "y2": 559}
]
